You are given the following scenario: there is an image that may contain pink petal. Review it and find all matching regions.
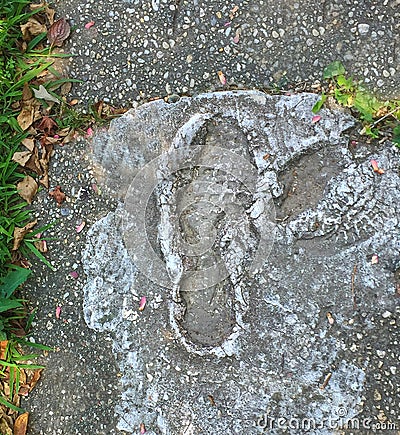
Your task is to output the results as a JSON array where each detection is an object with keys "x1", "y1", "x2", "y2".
[
  {"x1": 224, "y1": 21, "x2": 231, "y2": 26},
  {"x1": 312, "y1": 115, "x2": 321, "y2": 123},
  {"x1": 92, "y1": 183, "x2": 98, "y2": 194},
  {"x1": 139, "y1": 296, "x2": 147, "y2": 311},
  {"x1": 140, "y1": 423, "x2": 146, "y2": 434},
  {"x1": 76, "y1": 221, "x2": 86, "y2": 233},
  {"x1": 326, "y1": 312, "x2": 334, "y2": 325},
  {"x1": 56, "y1": 306, "x2": 62, "y2": 319},
  {"x1": 370, "y1": 159, "x2": 385, "y2": 174},
  {"x1": 85, "y1": 21, "x2": 95, "y2": 29},
  {"x1": 233, "y1": 32, "x2": 240, "y2": 44},
  {"x1": 217, "y1": 71, "x2": 226, "y2": 85},
  {"x1": 70, "y1": 271, "x2": 79, "y2": 279},
  {"x1": 86, "y1": 127, "x2": 94, "y2": 137},
  {"x1": 371, "y1": 254, "x2": 379, "y2": 264}
]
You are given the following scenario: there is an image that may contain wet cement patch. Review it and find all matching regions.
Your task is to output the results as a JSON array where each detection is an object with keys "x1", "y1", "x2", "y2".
[{"x1": 81, "y1": 91, "x2": 400, "y2": 434}]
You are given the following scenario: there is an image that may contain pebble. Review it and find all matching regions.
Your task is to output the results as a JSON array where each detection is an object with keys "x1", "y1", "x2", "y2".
[
  {"x1": 376, "y1": 350, "x2": 386, "y2": 358},
  {"x1": 358, "y1": 23, "x2": 370, "y2": 35},
  {"x1": 374, "y1": 389, "x2": 382, "y2": 401},
  {"x1": 61, "y1": 208, "x2": 71, "y2": 216}
]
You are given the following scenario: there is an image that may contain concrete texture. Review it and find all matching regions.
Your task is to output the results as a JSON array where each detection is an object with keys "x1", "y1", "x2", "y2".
[
  {"x1": 51, "y1": 0, "x2": 400, "y2": 104},
  {"x1": 21, "y1": 1, "x2": 400, "y2": 434},
  {"x1": 81, "y1": 91, "x2": 399, "y2": 434}
]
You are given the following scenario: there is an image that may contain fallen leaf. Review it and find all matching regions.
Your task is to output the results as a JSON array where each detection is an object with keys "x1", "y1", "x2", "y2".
[
  {"x1": 12, "y1": 151, "x2": 32, "y2": 167},
  {"x1": 139, "y1": 296, "x2": 147, "y2": 311},
  {"x1": 22, "y1": 83, "x2": 32, "y2": 101},
  {"x1": 85, "y1": 21, "x2": 95, "y2": 29},
  {"x1": 47, "y1": 18, "x2": 70, "y2": 47},
  {"x1": 33, "y1": 85, "x2": 60, "y2": 103},
  {"x1": 371, "y1": 254, "x2": 379, "y2": 264},
  {"x1": 28, "y1": 368, "x2": 43, "y2": 391},
  {"x1": 61, "y1": 129, "x2": 76, "y2": 144},
  {"x1": 20, "y1": 18, "x2": 47, "y2": 40},
  {"x1": 217, "y1": 70, "x2": 226, "y2": 85},
  {"x1": 16, "y1": 176, "x2": 38, "y2": 204},
  {"x1": 12, "y1": 220, "x2": 37, "y2": 251},
  {"x1": 370, "y1": 159, "x2": 385, "y2": 174},
  {"x1": 21, "y1": 138, "x2": 35, "y2": 152},
  {"x1": 263, "y1": 153, "x2": 270, "y2": 160},
  {"x1": 55, "y1": 306, "x2": 61, "y2": 319},
  {"x1": 14, "y1": 412, "x2": 29, "y2": 435},
  {"x1": 0, "y1": 340, "x2": 8, "y2": 360},
  {"x1": 76, "y1": 221, "x2": 86, "y2": 233},
  {"x1": 17, "y1": 106, "x2": 34, "y2": 130},
  {"x1": 37, "y1": 116, "x2": 58, "y2": 134},
  {"x1": 49, "y1": 185, "x2": 66, "y2": 205},
  {"x1": 70, "y1": 271, "x2": 79, "y2": 279},
  {"x1": 30, "y1": 2, "x2": 55, "y2": 24},
  {"x1": 34, "y1": 236, "x2": 48, "y2": 253},
  {"x1": 60, "y1": 81, "x2": 72, "y2": 96},
  {"x1": 312, "y1": 115, "x2": 321, "y2": 123}
]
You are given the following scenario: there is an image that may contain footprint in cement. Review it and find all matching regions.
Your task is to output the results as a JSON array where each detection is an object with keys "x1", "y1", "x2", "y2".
[{"x1": 153, "y1": 116, "x2": 271, "y2": 353}]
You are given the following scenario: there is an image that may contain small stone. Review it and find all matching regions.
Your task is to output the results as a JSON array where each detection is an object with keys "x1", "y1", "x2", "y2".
[
  {"x1": 358, "y1": 23, "x2": 370, "y2": 35},
  {"x1": 376, "y1": 350, "x2": 386, "y2": 358},
  {"x1": 272, "y1": 30, "x2": 279, "y2": 39},
  {"x1": 60, "y1": 208, "x2": 71, "y2": 216},
  {"x1": 382, "y1": 311, "x2": 392, "y2": 318},
  {"x1": 389, "y1": 366, "x2": 397, "y2": 375},
  {"x1": 373, "y1": 389, "x2": 382, "y2": 401},
  {"x1": 312, "y1": 29, "x2": 320, "y2": 37}
]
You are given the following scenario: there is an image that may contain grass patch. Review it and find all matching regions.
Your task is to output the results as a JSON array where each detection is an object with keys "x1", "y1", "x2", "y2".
[
  {"x1": 0, "y1": 0, "x2": 60, "y2": 423},
  {"x1": 313, "y1": 61, "x2": 400, "y2": 143}
]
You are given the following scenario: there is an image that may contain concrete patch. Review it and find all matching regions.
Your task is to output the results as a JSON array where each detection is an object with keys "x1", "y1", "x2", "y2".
[{"x1": 82, "y1": 91, "x2": 400, "y2": 434}]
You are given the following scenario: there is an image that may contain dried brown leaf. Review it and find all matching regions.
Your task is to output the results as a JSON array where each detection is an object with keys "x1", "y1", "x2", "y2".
[
  {"x1": 22, "y1": 83, "x2": 32, "y2": 101},
  {"x1": 0, "y1": 340, "x2": 8, "y2": 360},
  {"x1": 21, "y1": 138, "x2": 35, "y2": 152},
  {"x1": 13, "y1": 412, "x2": 29, "y2": 435},
  {"x1": 16, "y1": 176, "x2": 38, "y2": 205},
  {"x1": 12, "y1": 220, "x2": 37, "y2": 251},
  {"x1": 12, "y1": 151, "x2": 32, "y2": 168},
  {"x1": 28, "y1": 369, "x2": 43, "y2": 391},
  {"x1": 34, "y1": 239, "x2": 48, "y2": 253},
  {"x1": 49, "y1": 185, "x2": 66, "y2": 205},
  {"x1": 62, "y1": 129, "x2": 75, "y2": 144},
  {"x1": 0, "y1": 417, "x2": 12, "y2": 435},
  {"x1": 37, "y1": 116, "x2": 58, "y2": 134},
  {"x1": 60, "y1": 81, "x2": 72, "y2": 96},
  {"x1": 20, "y1": 18, "x2": 46, "y2": 41},
  {"x1": 30, "y1": 2, "x2": 55, "y2": 25},
  {"x1": 17, "y1": 107, "x2": 34, "y2": 131},
  {"x1": 25, "y1": 148, "x2": 43, "y2": 176},
  {"x1": 47, "y1": 18, "x2": 70, "y2": 47}
]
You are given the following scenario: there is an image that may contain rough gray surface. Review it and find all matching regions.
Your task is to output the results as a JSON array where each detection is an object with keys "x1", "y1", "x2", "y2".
[
  {"x1": 81, "y1": 91, "x2": 400, "y2": 434},
  {"x1": 22, "y1": 139, "x2": 122, "y2": 435},
  {"x1": 51, "y1": 0, "x2": 400, "y2": 104}
]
